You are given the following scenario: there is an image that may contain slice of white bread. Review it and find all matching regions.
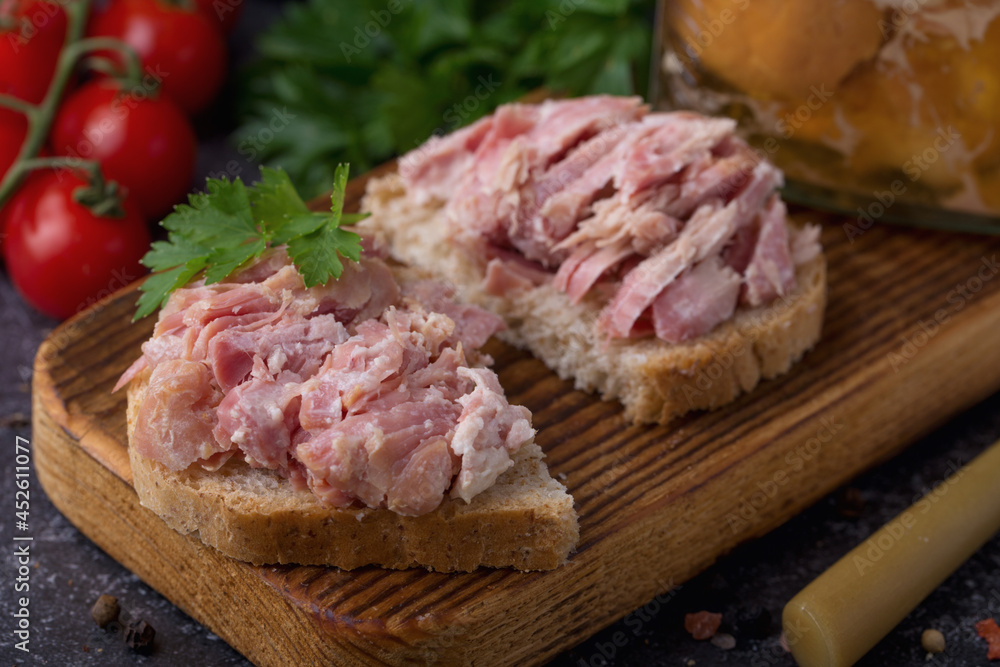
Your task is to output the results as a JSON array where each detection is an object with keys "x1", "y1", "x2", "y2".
[
  {"x1": 127, "y1": 370, "x2": 579, "y2": 572},
  {"x1": 362, "y1": 173, "x2": 827, "y2": 424}
]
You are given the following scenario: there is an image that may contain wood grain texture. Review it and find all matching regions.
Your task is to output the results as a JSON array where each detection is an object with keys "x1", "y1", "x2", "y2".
[{"x1": 31, "y1": 166, "x2": 1000, "y2": 666}]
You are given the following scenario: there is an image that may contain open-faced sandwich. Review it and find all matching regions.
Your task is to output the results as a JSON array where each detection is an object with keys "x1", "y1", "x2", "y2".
[
  {"x1": 115, "y1": 167, "x2": 578, "y2": 572},
  {"x1": 363, "y1": 95, "x2": 826, "y2": 424}
]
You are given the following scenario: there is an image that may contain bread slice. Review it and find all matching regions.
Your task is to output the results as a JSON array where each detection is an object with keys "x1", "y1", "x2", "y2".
[
  {"x1": 362, "y1": 173, "x2": 827, "y2": 424},
  {"x1": 127, "y1": 371, "x2": 579, "y2": 572}
]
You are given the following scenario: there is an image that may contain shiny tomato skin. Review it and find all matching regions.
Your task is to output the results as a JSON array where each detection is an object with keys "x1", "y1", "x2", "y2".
[
  {"x1": 0, "y1": 109, "x2": 28, "y2": 252},
  {"x1": 2, "y1": 170, "x2": 150, "y2": 320},
  {"x1": 0, "y1": 0, "x2": 67, "y2": 103},
  {"x1": 88, "y1": 0, "x2": 227, "y2": 114},
  {"x1": 194, "y1": 0, "x2": 242, "y2": 34},
  {"x1": 1, "y1": 108, "x2": 50, "y2": 254},
  {"x1": 0, "y1": 108, "x2": 27, "y2": 182},
  {"x1": 51, "y1": 80, "x2": 197, "y2": 218}
]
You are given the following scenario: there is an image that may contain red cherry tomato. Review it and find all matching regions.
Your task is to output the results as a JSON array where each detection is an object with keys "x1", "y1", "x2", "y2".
[
  {"x1": 88, "y1": 0, "x2": 227, "y2": 114},
  {"x1": 51, "y1": 80, "x2": 196, "y2": 218},
  {"x1": 0, "y1": 109, "x2": 28, "y2": 252},
  {"x1": 0, "y1": 108, "x2": 27, "y2": 182},
  {"x1": 0, "y1": 108, "x2": 51, "y2": 254},
  {"x1": 194, "y1": 0, "x2": 242, "y2": 34},
  {"x1": 2, "y1": 170, "x2": 150, "y2": 319},
  {"x1": 0, "y1": 0, "x2": 67, "y2": 103}
]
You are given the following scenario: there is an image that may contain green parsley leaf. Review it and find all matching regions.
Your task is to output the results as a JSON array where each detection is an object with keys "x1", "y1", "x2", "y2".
[
  {"x1": 134, "y1": 258, "x2": 207, "y2": 320},
  {"x1": 329, "y1": 162, "x2": 349, "y2": 222},
  {"x1": 203, "y1": 239, "x2": 268, "y2": 285},
  {"x1": 269, "y1": 212, "x2": 330, "y2": 245},
  {"x1": 141, "y1": 237, "x2": 204, "y2": 272},
  {"x1": 134, "y1": 165, "x2": 363, "y2": 320},
  {"x1": 286, "y1": 224, "x2": 362, "y2": 287},
  {"x1": 162, "y1": 178, "x2": 258, "y2": 250},
  {"x1": 248, "y1": 166, "x2": 310, "y2": 225},
  {"x1": 285, "y1": 164, "x2": 364, "y2": 287}
]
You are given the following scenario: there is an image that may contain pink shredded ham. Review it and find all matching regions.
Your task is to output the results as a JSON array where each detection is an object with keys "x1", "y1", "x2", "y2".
[
  {"x1": 742, "y1": 196, "x2": 797, "y2": 307},
  {"x1": 398, "y1": 96, "x2": 821, "y2": 344},
  {"x1": 132, "y1": 359, "x2": 226, "y2": 471},
  {"x1": 554, "y1": 239, "x2": 635, "y2": 304},
  {"x1": 450, "y1": 367, "x2": 533, "y2": 503},
  {"x1": 444, "y1": 97, "x2": 646, "y2": 266},
  {"x1": 597, "y1": 160, "x2": 783, "y2": 338},
  {"x1": 119, "y1": 249, "x2": 533, "y2": 517},
  {"x1": 651, "y1": 257, "x2": 741, "y2": 343},
  {"x1": 399, "y1": 115, "x2": 495, "y2": 205},
  {"x1": 484, "y1": 258, "x2": 542, "y2": 295}
]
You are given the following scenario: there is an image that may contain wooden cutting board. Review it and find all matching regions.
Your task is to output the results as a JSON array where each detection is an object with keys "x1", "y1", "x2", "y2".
[{"x1": 32, "y1": 167, "x2": 1000, "y2": 666}]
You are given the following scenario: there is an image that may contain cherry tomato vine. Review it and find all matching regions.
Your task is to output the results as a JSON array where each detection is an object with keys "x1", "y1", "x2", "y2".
[
  {"x1": 0, "y1": 0, "x2": 228, "y2": 319},
  {"x1": 0, "y1": 0, "x2": 143, "y2": 209}
]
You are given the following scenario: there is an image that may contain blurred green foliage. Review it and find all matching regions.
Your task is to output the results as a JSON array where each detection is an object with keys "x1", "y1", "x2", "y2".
[{"x1": 234, "y1": 0, "x2": 655, "y2": 197}]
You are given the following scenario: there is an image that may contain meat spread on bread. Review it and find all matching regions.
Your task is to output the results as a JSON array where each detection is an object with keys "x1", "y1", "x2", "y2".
[
  {"x1": 363, "y1": 95, "x2": 827, "y2": 423},
  {"x1": 117, "y1": 246, "x2": 537, "y2": 517}
]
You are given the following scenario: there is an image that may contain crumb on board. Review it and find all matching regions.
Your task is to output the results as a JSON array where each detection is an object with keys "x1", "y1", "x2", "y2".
[
  {"x1": 91, "y1": 595, "x2": 120, "y2": 629},
  {"x1": 0, "y1": 412, "x2": 29, "y2": 428},
  {"x1": 921, "y1": 628, "x2": 945, "y2": 654},
  {"x1": 976, "y1": 618, "x2": 1000, "y2": 660},
  {"x1": 685, "y1": 611, "x2": 722, "y2": 640}
]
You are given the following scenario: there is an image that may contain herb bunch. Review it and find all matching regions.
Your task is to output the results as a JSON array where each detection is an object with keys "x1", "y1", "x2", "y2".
[{"x1": 234, "y1": 0, "x2": 654, "y2": 198}]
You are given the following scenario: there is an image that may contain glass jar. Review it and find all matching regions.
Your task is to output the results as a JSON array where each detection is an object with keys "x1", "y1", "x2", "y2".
[{"x1": 653, "y1": 0, "x2": 1000, "y2": 232}]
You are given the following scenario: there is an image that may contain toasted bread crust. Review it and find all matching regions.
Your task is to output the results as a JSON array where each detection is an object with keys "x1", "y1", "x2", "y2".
[
  {"x1": 127, "y1": 371, "x2": 578, "y2": 572},
  {"x1": 362, "y1": 173, "x2": 826, "y2": 424}
]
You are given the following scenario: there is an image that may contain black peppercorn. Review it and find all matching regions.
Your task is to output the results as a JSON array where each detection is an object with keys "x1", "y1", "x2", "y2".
[
  {"x1": 735, "y1": 604, "x2": 772, "y2": 640},
  {"x1": 124, "y1": 620, "x2": 156, "y2": 654},
  {"x1": 835, "y1": 487, "x2": 866, "y2": 518}
]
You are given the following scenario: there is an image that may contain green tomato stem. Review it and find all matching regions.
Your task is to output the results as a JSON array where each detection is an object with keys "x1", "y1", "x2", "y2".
[
  {"x1": 160, "y1": 0, "x2": 196, "y2": 12},
  {"x1": 16, "y1": 156, "x2": 127, "y2": 218},
  {"x1": 79, "y1": 55, "x2": 121, "y2": 78},
  {"x1": 70, "y1": 37, "x2": 144, "y2": 86},
  {"x1": 0, "y1": 94, "x2": 36, "y2": 116},
  {"x1": 19, "y1": 155, "x2": 98, "y2": 172},
  {"x1": 72, "y1": 175, "x2": 126, "y2": 219}
]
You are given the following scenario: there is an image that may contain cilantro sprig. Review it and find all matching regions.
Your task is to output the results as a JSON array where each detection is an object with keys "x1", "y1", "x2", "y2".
[{"x1": 135, "y1": 164, "x2": 364, "y2": 320}]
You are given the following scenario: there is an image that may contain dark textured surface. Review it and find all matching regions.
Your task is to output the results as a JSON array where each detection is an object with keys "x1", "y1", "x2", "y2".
[
  {"x1": 550, "y1": 397, "x2": 1000, "y2": 667},
  {"x1": 2, "y1": 3, "x2": 1000, "y2": 666}
]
